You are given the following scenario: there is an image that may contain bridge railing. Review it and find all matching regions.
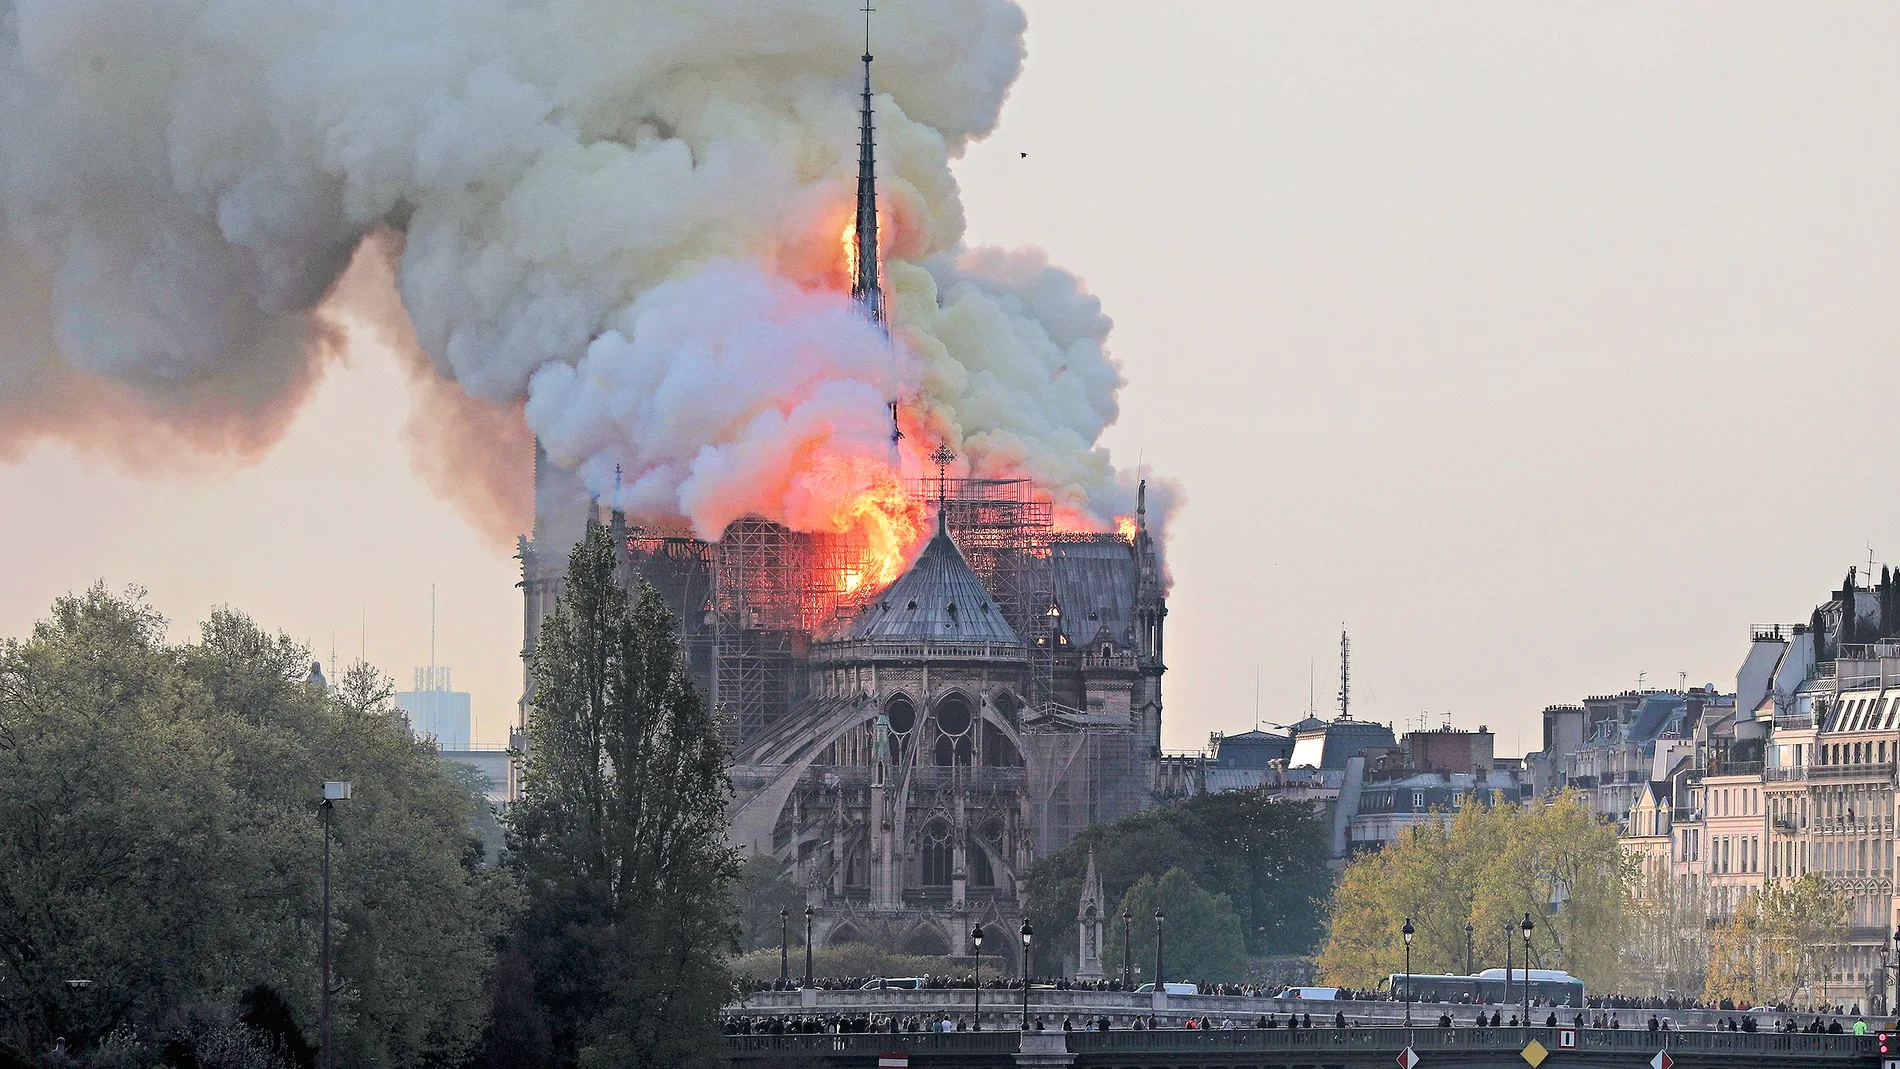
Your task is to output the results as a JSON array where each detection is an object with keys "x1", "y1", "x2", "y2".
[
  {"x1": 1066, "y1": 1026, "x2": 1874, "y2": 1060},
  {"x1": 731, "y1": 1027, "x2": 1877, "y2": 1061},
  {"x1": 726, "y1": 1031, "x2": 1021, "y2": 1055}
]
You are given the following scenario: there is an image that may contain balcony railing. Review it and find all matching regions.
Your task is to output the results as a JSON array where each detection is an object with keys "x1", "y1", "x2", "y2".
[
  {"x1": 1807, "y1": 760, "x2": 1894, "y2": 781},
  {"x1": 808, "y1": 639, "x2": 1028, "y2": 665}
]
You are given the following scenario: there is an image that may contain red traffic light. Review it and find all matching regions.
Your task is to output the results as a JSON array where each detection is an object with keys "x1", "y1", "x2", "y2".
[{"x1": 1878, "y1": 1032, "x2": 1890, "y2": 1055}]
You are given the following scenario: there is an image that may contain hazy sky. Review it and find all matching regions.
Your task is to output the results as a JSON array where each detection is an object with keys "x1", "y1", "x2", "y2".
[{"x1": 4, "y1": 3, "x2": 1898, "y2": 753}]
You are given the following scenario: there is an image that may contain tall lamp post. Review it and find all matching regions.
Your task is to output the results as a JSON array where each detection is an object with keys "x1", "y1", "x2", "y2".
[
  {"x1": 1520, "y1": 913, "x2": 1535, "y2": 1026},
  {"x1": 1154, "y1": 907, "x2": 1166, "y2": 989},
  {"x1": 803, "y1": 906, "x2": 814, "y2": 989},
  {"x1": 971, "y1": 925, "x2": 985, "y2": 1031},
  {"x1": 1464, "y1": 922, "x2": 1474, "y2": 977},
  {"x1": 1401, "y1": 918, "x2": 1415, "y2": 1027},
  {"x1": 1503, "y1": 921, "x2": 1513, "y2": 1011},
  {"x1": 1121, "y1": 908, "x2": 1133, "y2": 991},
  {"x1": 1019, "y1": 921, "x2": 1034, "y2": 1030},
  {"x1": 319, "y1": 781, "x2": 350, "y2": 1069},
  {"x1": 779, "y1": 908, "x2": 790, "y2": 984}
]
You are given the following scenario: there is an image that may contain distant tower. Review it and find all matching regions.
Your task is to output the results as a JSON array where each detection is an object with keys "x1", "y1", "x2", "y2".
[
  {"x1": 1337, "y1": 629, "x2": 1351, "y2": 720},
  {"x1": 852, "y1": 3, "x2": 903, "y2": 449}
]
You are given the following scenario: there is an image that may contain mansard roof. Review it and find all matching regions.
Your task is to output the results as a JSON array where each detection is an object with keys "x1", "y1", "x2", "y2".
[{"x1": 846, "y1": 521, "x2": 1022, "y2": 644}]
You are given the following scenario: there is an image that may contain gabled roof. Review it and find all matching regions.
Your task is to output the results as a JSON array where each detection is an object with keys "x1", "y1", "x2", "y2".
[{"x1": 846, "y1": 520, "x2": 1022, "y2": 644}]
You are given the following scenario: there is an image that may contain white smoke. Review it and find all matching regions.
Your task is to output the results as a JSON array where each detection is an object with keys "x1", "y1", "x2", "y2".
[{"x1": 0, "y1": 0, "x2": 1173, "y2": 544}]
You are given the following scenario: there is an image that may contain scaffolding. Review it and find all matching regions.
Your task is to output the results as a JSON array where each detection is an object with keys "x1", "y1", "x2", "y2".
[
  {"x1": 621, "y1": 479, "x2": 1073, "y2": 747},
  {"x1": 911, "y1": 476, "x2": 1059, "y2": 713}
]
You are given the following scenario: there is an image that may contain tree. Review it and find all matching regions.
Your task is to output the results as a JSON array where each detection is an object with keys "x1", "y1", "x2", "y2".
[
  {"x1": 1317, "y1": 791, "x2": 1636, "y2": 992},
  {"x1": 507, "y1": 524, "x2": 740, "y2": 1069},
  {"x1": 0, "y1": 585, "x2": 510, "y2": 1067},
  {"x1": 1626, "y1": 865, "x2": 1708, "y2": 997},
  {"x1": 731, "y1": 854, "x2": 807, "y2": 955},
  {"x1": 1705, "y1": 875, "x2": 1847, "y2": 1007},
  {"x1": 1102, "y1": 869, "x2": 1247, "y2": 985},
  {"x1": 1024, "y1": 791, "x2": 1329, "y2": 973}
]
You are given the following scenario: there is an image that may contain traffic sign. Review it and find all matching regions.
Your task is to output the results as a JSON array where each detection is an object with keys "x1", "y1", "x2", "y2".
[
  {"x1": 1557, "y1": 1028, "x2": 1577, "y2": 1050},
  {"x1": 1396, "y1": 1047, "x2": 1420, "y2": 1069},
  {"x1": 1521, "y1": 1039, "x2": 1548, "y2": 1067},
  {"x1": 1650, "y1": 1053, "x2": 1673, "y2": 1069}
]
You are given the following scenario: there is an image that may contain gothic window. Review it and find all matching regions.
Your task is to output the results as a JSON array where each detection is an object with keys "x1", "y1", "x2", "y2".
[
  {"x1": 922, "y1": 822, "x2": 954, "y2": 886},
  {"x1": 886, "y1": 695, "x2": 917, "y2": 735},
  {"x1": 969, "y1": 835, "x2": 995, "y2": 886},
  {"x1": 934, "y1": 693, "x2": 973, "y2": 736},
  {"x1": 935, "y1": 736, "x2": 954, "y2": 766}
]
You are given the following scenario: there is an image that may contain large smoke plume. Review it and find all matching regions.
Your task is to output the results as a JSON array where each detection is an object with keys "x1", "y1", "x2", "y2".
[{"x1": 0, "y1": 0, "x2": 1174, "y2": 555}]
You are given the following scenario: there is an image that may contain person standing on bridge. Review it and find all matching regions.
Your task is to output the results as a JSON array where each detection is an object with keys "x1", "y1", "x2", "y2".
[{"x1": 1335, "y1": 1011, "x2": 1346, "y2": 1029}]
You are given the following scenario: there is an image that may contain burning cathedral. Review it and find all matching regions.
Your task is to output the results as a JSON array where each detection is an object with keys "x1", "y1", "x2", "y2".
[{"x1": 518, "y1": 28, "x2": 1166, "y2": 957}]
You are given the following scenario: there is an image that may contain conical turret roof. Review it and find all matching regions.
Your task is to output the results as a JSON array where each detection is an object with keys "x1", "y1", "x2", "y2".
[{"x1": 846, "y1": 518, "x2": 1022, "y2": 644}]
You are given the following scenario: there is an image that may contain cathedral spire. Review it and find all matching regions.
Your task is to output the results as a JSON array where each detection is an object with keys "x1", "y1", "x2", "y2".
[
  {"x1": 853, "y1": 4, "x2": 902, "y2": 451},
  {"x1": 852, "y1": 2, "x2": 884, "y2": 329}
]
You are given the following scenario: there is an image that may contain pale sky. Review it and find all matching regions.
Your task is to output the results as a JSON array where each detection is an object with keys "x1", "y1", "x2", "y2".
[{"x1": 4, "y1": 3, "x2": 1898, "y2": 752}]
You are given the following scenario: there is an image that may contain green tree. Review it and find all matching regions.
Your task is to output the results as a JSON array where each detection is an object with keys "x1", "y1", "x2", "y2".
[
  {"x1": 1102, "y1": 869, "x2": 1246, "y2": 985},
  {"x1": 1317, "y1": 791, "x2": 1635, "y2": 993},
  {"x1": 508, "y1": 525, "x2": 740, "y2": 1069},
  {"x1": 731, "y1": 854, "x2": 807, "y2": 955},
  {"x1": 0, "y1": 585, "x2": 510, "y2": 1067},
  {"x1": 1024, "y1": 791, "x2": 1329, "y2": 973},
  {"x1": 1705, "y1": 875, "x2": 1847, "y2": 1007}
]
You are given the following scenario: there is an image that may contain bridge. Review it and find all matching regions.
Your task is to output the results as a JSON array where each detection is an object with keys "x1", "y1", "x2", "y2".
[
  {"x1": 729, "y1": 988, "x2": 1868, "y2": 1034},
  {"x1": 726, "y1": 1026, "x2": 1882, "y2": 1069}
]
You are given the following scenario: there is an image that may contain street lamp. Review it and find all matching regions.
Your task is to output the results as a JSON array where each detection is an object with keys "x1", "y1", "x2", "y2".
[
  {"x1": 1504, "y1": 920, "x2": 1514, "y2": 1012},
  {"x1": 1401, "y1": 918, "x2": 1415, "y2": 1027},
  {"x1": 971, "y1": 925, "x2": 985, "y2": 1030},
  {"x1": 1122, "y1": 908, "x2": 1133, "y2": 991},
  {"x1": 1520, "y1": 913, "x2": 1535, "y2": 1026},
  {"x1": 803, "y1": 906, "x2": 815, "y2": 989},
  {"x1": 1877, "y1": 922, "x2": 1892, "y2": 1017},
  {"x1": 319, "y1": 781, "x2": 350, "y2": 1069},
  {"x1": 1019, "y1": 920, "x2": 1034, "y2": 1031},
  {"x1": 1154, "y1": 907, "x2": 1166, "y2": 989},
  {"x1": 1464, "y1": 922, "x2": 1474, "y2": 977},
  {"x1": 779, "y1": 908, "x2": 789, "y2": 983}
]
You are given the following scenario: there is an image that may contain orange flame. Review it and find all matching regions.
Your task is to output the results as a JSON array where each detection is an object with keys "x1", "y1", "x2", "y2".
[
  {"x1": 832, "y1": 474, "x2": 926, "y2": 590},
  {"x1": 841, "y1": 219, "x2": 858, "y2": 287},
  {"x1": 1115, "y1": 516, "x2": 1138, "y2": 543}
]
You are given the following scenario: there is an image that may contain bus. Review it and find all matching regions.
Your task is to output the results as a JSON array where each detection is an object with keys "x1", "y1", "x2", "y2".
[{"x1": 1386, "y1": 969, "x2": 1583, "y2": 1008}]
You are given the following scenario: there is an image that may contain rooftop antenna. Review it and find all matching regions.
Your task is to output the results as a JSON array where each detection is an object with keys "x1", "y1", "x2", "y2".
[
  {"x1": 1337, "y1": 628, "x2": 1351, "y2": 720},
  {"x1": 1253, "y1": 664, "x2": 1261, "y2": 731},
  {"x1": 1307, "y1": 660, "x2": 1315, "y2": 717}
]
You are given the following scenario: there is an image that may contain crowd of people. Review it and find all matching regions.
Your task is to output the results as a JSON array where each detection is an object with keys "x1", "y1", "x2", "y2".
[{"x1": 742, "y1": 975, "x2": 1378, "y2": 998}]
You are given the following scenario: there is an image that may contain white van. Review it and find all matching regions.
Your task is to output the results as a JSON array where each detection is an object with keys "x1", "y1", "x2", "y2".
[
  {"x1": 860, "y1": 977, "x2": 926, "y2": 990},
  {"x1": 1281, "y1": 987, "x2": 1339, "y2": 1001},
  {"x1": 1134, "y1": 982, "x2": 1199, "y2": 995}
]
